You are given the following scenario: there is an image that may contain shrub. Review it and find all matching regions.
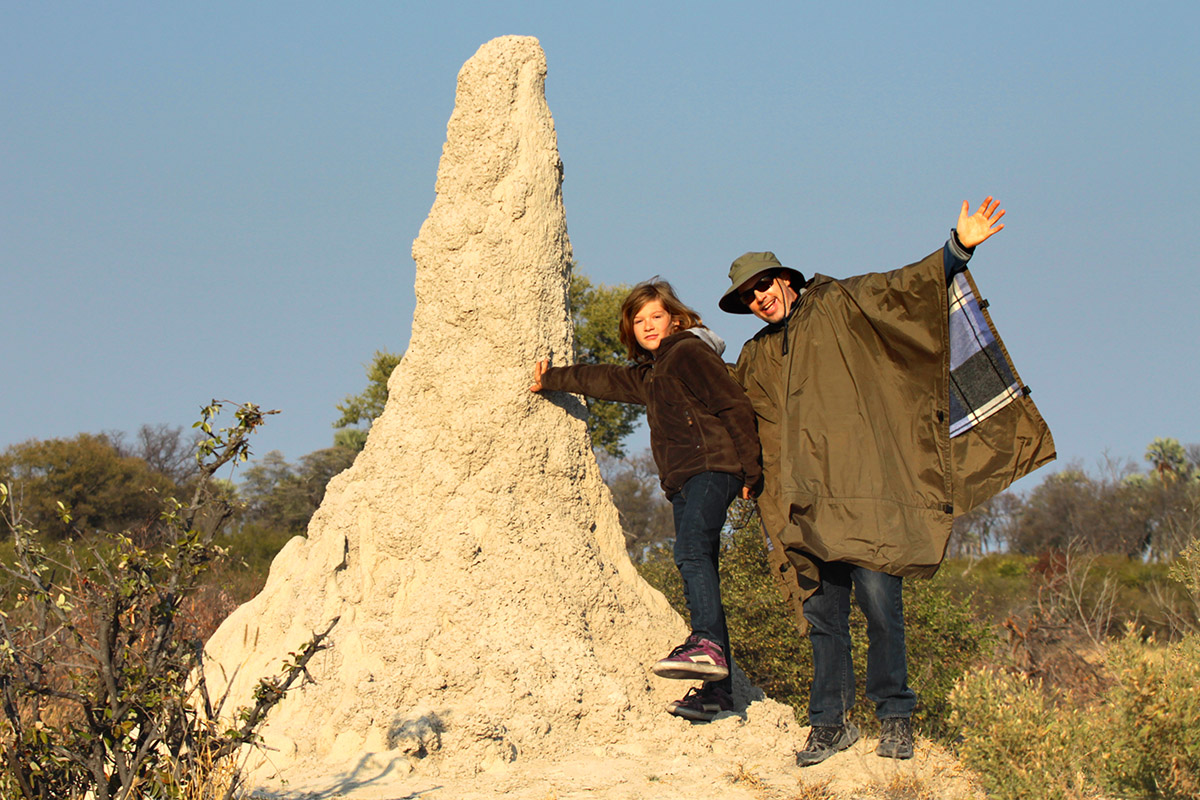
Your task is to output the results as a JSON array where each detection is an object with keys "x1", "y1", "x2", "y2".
[
  {"x1": 949, "y1": 668, "x2": 1095, "y2": 800},
  {"x1": 638, "y1": 516, "x2": 814, "y2": 711},
  {"x1": 900, "y1": 576, "x2": 996, "y2": 739},
  {"x1": 720, "y1": 515, "x2": 813, "y2": 712},
  {"x1": 1099, "y1": 630, "x2": 1200, "y2": 799},
  {"x1": 932, "y1": 554, "x2": 1036, "y2": 626},
  {"x1": 0, "y1": 402, "x2": 335, "y2": 800},
  {"x1": 950, "y1": 627, "x2": 1200, "y2": 800}
]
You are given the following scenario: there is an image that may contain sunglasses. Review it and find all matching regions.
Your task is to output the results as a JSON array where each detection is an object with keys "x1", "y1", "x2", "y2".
[{"x1": 738, "y1": 273, "x2": 778, "y2": 306}]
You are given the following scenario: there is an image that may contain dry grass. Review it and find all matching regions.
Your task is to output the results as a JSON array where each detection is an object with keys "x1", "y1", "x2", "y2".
[
  {"x1": 728, "y1": 762, "x2": 774, "y2": 795},
  {"x1": 727, "y1": 762, "x2": 839, "y2": 800},
  {"x1": 170, "y1": 744, "x2": 243, "y2": 800},
  {"x1": 871, "y1": 773, "x2": 938, "y2": 800},
  {"x1": 790, "y1": 776, "x2": 837, "y2": 800}
]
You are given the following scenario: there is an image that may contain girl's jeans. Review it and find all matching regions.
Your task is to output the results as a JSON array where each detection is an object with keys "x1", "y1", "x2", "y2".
[
  {"x1": 802, "y1": 561, "x2": 916, "y2": 726},
  {"x1": 671, "y1": 471, "x2": 742, "y2": 694}
]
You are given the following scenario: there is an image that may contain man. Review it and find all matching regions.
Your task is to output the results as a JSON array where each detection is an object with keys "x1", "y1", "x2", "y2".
[{"x1": 720, "y1": 198, "x2": 1055, "y2": 765}]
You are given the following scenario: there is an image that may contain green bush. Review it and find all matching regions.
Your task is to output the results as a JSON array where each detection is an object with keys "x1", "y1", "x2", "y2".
[
  {"x1": 944, "y1": 549, "x2": 1188, "y2": 643},
  {"x1": 638, "y1": 521, "x2": 814, "y2": 711},
  {"x1": 222, "y1": 523, "x2": 297, "y2": 579},
  {"x1": 948, "y1": 667, "x2": 1093, "y2": 800},
  {"x1": 901, "y1": 575, "x2": 997, "y2": 739},
  {"x1": 721, "y1": 518, "x2": 813, "y2": 712},
  {"x1": 636, "y1": 542, "x2": 684, "y2": 608},
  {"x1": 935, "y1": 554, "x2": 1036, "y2": 625},
  {"x1": 950, "y1": 629, "x2": 1200, "y2": 800},
  {"x1": 1099, "y1": 631, "x2": 1200, "y2": 799}
]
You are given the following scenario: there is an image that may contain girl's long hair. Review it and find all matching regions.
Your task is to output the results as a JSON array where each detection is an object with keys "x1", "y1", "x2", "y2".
[{"x1": 618, "y1": 278, "x2": 703, "y2": 363}]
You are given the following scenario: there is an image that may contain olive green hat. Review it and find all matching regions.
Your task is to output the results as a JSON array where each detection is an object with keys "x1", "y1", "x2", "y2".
[{"x1": 719, "y1": 251, "x2": 805, "y2": 314}]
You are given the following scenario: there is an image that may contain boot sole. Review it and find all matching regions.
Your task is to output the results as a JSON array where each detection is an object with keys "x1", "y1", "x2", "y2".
[
  {"x1": 651, "y1": 662, "x2": 730, "y2": 681},
  {"x1": 665, "y1": 702, "x2": 719, "y2": 722},
  {"x1": 876, "y1": 744, "x2": 914, "y2": 759}
]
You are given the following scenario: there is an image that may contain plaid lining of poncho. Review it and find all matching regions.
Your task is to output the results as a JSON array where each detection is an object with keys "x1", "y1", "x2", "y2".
[{"x1": 948, "y1": 272, "x2": 1021, "y2": 438}]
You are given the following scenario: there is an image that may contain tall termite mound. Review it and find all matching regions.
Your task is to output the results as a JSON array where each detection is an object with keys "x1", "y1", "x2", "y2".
[{"x1": 204, "y1": 35, "x2": 724, "y2": 780}]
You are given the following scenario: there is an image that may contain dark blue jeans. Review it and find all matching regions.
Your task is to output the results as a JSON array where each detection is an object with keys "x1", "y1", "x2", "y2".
[
  {"x1": 802, "y1": 561, "x2": 916, "y2": 726},
  {"x1": 671, "y1": 471, "x2": 742, "y2": 693}
]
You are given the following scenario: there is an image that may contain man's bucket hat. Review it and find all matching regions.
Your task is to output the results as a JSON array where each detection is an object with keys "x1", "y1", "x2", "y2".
[{"x1": 719, "y1": 251, "x2": 806, "y2": 314}]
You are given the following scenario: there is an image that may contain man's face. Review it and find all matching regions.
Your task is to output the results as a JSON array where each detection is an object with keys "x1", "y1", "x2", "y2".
[{"x1": 738, "y1": 271, "x2": 798, "y2": 324}]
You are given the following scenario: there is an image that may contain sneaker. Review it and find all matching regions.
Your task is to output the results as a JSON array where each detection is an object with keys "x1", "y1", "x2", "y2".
[
  {"x1": 666, "y1": 684, "x2": 734, "y2": 722},
  {"x1": 796, "y1": 721, "x2": 860, "y2": 766},
  {"x1": 876, "y1": 717, "x2": 914, "y2": 759},
  {"x1": 651, "y1": 634, "x2": 729, "y2": 681}
]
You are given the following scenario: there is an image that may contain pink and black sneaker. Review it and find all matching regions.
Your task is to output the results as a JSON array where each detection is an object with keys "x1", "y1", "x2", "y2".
[{"x1": 651, "y1": 633, "x2": 729, "y2": 681}]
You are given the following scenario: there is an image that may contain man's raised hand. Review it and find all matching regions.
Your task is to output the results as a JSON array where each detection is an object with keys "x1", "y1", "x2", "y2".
[{"x1": 956, "y1": 196, "x2": 1006, "y2": 248}]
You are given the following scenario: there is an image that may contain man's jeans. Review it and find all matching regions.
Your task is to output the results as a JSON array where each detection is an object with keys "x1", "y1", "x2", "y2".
[
  {"x1": 671, "y1": 471, "x2": 741, "y2": 693},
  {"x1": 802, "y1": 561, "x2": 916, "y2": 726}
]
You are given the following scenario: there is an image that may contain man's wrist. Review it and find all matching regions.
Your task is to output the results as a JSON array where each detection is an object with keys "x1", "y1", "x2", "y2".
[{"x1": 949, "y1": 228, "x2": 974, "y2": 260}]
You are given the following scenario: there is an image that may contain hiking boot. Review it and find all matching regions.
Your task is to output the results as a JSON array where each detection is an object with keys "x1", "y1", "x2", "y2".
[
  {"x1": 796, "y1": 721, "x2": 859, "y2": 766},
  {"x1": 651, "y1": 634, "x2": 729, "y2": 681},
  {"x1": 665, "y1": 684, "x2": 734, "y2": 722},
  {"x1": 876, "y1": 717, "x2": 914, "y2": 759}
]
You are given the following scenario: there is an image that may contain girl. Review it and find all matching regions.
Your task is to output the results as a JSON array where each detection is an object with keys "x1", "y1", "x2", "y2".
[{"x1": 531, "y1": 279, "x2": 761, "y2": 721}]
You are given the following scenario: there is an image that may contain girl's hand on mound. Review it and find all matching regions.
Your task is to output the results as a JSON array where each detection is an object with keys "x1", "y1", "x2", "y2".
[{"x1": 530, "y1": 359, "x2": 549, "y2": 392}]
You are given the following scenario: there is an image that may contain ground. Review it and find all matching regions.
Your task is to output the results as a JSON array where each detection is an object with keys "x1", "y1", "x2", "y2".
[{"x1": 243, "y1": 702, "x2": 984, "y2": 800}]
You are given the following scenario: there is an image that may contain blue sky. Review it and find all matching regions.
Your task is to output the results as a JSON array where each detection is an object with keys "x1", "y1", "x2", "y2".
[{"x1": 3, "y1": 2, "x2": 1197, "y2": 488}]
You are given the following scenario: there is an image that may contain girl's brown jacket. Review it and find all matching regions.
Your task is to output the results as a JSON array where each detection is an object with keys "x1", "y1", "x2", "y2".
[{"x1": 540, "y1": 329, "x2": 762, "y2": 498}]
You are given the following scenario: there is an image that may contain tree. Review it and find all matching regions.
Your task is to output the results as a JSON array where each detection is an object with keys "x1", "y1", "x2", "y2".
[
  {"x1": 333, "y1": 349, "x2": 403, "y2": 452},
  {"x1": 1006, "y1": 440, "x2": 1200, "y2": 561},
  {"x1": 108, "y1": 423, "x2": 202, "y2": 486},
  {"x1": 239, "y1": 451, "x2": 300, "y2": 529},
  {"x1": 1145, "y1": 437, "x2": 1198, "y2": 484},
  {"x1": 0, "y1": 434, "x2": 176, "y2": 542},
  {"x1": 568, "y1": 272, "x2": 643, "y2": 457},
  {"x1": 596, "y1": 450, "x2": 674, "y2": 558},
  {"x1": 1013, "y1": 467, "x2": 1148, "y2": 557},
  {"x1": 948, "y1": 492, "x2": 1023, "y2": 562},
  {"x1": 1134, "y1": 437, "x2": 1200, "y2": 560},
  {"x1": 240, "y1": 446, "x2": 357, "y2": 536}
]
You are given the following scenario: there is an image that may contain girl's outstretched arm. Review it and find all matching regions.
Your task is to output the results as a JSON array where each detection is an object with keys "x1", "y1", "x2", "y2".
[{"x1": 532, "y1": 359, "x2": 646, "y2": 405}]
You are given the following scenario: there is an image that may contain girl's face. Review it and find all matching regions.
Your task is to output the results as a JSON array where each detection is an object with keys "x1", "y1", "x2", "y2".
[{"x1": 633, "y1": 299, "x2": 675, "y2": 352}]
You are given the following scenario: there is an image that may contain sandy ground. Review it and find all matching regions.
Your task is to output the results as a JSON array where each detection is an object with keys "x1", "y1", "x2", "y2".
[{"x1": 244, "y1": 702, "x2": 984, "y2": 800}]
